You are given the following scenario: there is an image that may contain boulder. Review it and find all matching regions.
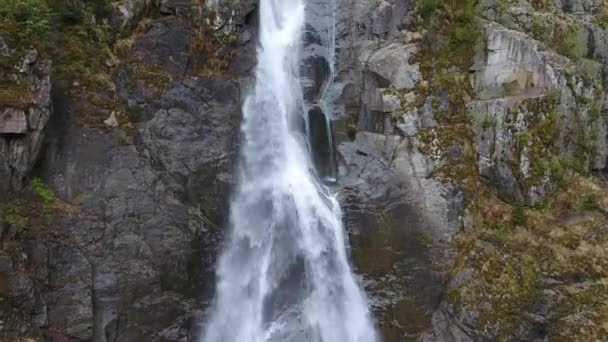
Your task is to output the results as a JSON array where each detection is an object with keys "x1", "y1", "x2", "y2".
[
  {"x1": 0, "y1": 108, "x2": 27, "y2": 134},
  {"x1": 366, "y1": 43, "x2": 420, "y2": 89}
]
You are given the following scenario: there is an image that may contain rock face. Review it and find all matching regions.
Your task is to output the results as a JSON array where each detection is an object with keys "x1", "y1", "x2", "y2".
[
  {"x1": 0, "y1": 47, "x2": 52, "y2": 193},
  {"x1": 331, "y1": 0, "x2": 463, "y2": 339},
  {"x1": 0, "y1": 1, "x2": 255, "y2": 341},
  {"x1": 39, "y1": 75, "x2": 241, "y2": 341},
  {"x1": 2, "y1": 0, "x2": 608, "y2": 341},
  {"x1": 469, "y1": 22, "x2": 604, "y2": 204},
  {"x1": 331, "y1": 0, "x2": 608, "y2": 340}
]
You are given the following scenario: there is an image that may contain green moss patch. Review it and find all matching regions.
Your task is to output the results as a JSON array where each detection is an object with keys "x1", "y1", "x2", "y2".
[
  {"x1": 0, "y1": 84, "x2": 34, "y2": 109},
  {"x1": 553, "y1": 24, "x2": 587, "y2": 61},
  {"x1": 451, "y1": 177, "x2": 608, "y2": 339},
  {"x1": 351, "y1": 215, "x2": 403, "y2": 275}
]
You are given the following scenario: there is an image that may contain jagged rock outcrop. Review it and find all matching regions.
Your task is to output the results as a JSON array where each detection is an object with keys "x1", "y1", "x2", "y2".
[
  {"x1": 0, "y1": 46, "x2": 52, "y2": 193},
  {"x1": 333, "y1": 0, "x2": 460, "y2": 338},
  {"x1": 37, "y1": 75, "x2": 241, "y2": 341},
  {"x1": 0, "y1": 1, "x2": 256, "y2": 340},
  {"x1": 469, "y1": 21, "x2": 605, "y2": 204},
  {"x1": 333, "y1": 0, "x2": 608, "y2": 340}
]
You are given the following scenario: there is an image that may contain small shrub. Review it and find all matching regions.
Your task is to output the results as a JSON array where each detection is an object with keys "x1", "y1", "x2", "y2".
[
  {"x1": 480, "y1": 115, "x2": 496, "y2": 129},
  {"x1": 588, "y1": 101, "x2": 602, "y2": 122},
  {"x1": 596, "y1": 10, "x2": 608, "y2": 29},
  {"x1": 532, "y1": 196, "x2": 549, "y2": 210},
  {"x1": 511, "y1": 202, "x2": 526, "y2": 226},
  {"x1": 1, "y1": 204, "x2": 26, "y2": 229},
  {"x1": 417, "y1": 231, "x2": 433, "y2": 246},
  {"x1": 53, "y1": 0, "x2": 86, "y2": 24},
  {"x1": 30, "y1": 177, "x2": 53, "y2": 203},
  {"x1": 531, "y1": 16, "x2": 547, "y2": 39},
  {"x1": 0, "y1": 0, "x2": 51, "y2": 35},
  {"x1": 84, "y1": 0, "x2": 114, "y2": 18},
  {"x1": 492, "y1": 223, "x2": 511, "y2": 240},
  {"x1": 555, "y1": 25, "x2": 587, "y2": 60},
  {"x1": 531, "y1": 0, "x2": 549, "y2": 10},
  {"x1": 417, "y1": 0, "x2": 442, "y2": 20},
  {"x1": 445, "y1": 1, "x2": 480, "y2": 67}
]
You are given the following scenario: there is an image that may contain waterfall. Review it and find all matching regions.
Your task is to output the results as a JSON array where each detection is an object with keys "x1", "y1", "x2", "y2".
[{"x1": 202, "y1": 0, "x2": 378, "y2": 341}]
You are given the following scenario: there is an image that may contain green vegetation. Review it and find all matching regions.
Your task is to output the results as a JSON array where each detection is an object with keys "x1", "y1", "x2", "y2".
[
  {"x1": 1, "y1": 202, "x2": 26, "y2": 229},
  {"x1": 523, "y1": 110, "x2": 559, "y2": 184},
  {"x1": 554, "y1": 24, "x2": 587, "y2": 61},
  {"x1": 531, "y1": 0, "x2": 549, "y2": 11},
  {"x1": 416, "y1": 0, "x2": 442, "y2": 21},
  {"x1": 479, "y1": 115, "x2": 496, "y2": 129},
  {"x1": 411, "y1": 0, "x2": 484, "y2": 195},
  {"x1": 416, "y1": 0, "x2": 480, "y2": 69},
  {"x1": 595, "y1": 8, "x2": 608, "y2": 29},
  {"x1": 351, "y1": 214, "x2": 402, "y2": 275},
  {"x1": 0, "y1": 0, "x2": 118, "y2": 120},
  {"x1": 0, "y1": 0, "x2": 237, "y2": 128},
  {"x1": 501, "y1": 95, "x2": 579, "y2": 189},
  {"x1": 0, "y1": 0, "x2": 50, "y2": 107},
  {"x1": 417, "y1": 231, "x2": 433, "y2": 247},
  {"x1": 30, "y1": 177, "x2": 53, "y2": 204},
  {"x1": 0, "y1": 0, "x2": 51, "y2": 36},
  {"x1": 531, "y1": 15, "x2": 547, "y2": 39},
  {"x1": 511, "y1": 202, "x2": 526, "y2": 226},
  {"x1": 451, "y1": 177, "x2": 608, "y2": 339},
  {"x1": 411, "y1": 1, "x2": 608, "y2": 339},
  {"x1": 0, "y1": 84, "x2": 34, "y2": 108}
]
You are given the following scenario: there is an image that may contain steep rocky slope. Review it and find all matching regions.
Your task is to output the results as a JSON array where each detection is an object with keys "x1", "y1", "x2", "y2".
[
  {"x1": 332, "y1": 0, "x2": 608, "y2": 340},
  {"x1": 1, "y1": 0, "x2": 607, "y2": 341},
  {"x1": 1, "y1": 0, "x2": 254, "y2": 340}
]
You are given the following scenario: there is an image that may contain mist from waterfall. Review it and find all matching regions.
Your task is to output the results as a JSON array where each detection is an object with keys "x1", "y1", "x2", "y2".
[{"x1": 202, "y1": 0, "x2": 378, "y2": 340}]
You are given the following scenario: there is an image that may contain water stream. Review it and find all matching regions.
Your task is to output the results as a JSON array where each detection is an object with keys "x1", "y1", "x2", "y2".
[{"x1": 202, "y1": 0, "x2": 378, "y2": 340}]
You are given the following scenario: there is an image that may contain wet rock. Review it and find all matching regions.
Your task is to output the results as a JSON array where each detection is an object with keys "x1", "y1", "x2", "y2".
[
  {"x1": 0, "y1": 239, "x2": 49, "y2": 340},
  {"x1": 109, "y1": 292, "x2": 193, "y2": 342},
  {"x1": 48, "y1": 246, "x2": 93, "y2": 340},
  {"x1": 372, "y1": 1, "x2": 394, "y2": 36},
  {"x1": 337, "y1": 132, "x2": 448, "y2": 338},
  {"x1": 0, "y1": 3, "x2": 251, "y2": 342}
]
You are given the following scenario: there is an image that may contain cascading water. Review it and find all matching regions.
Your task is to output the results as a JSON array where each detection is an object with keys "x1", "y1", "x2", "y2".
[{"x1": 202, "y1": 0, "x2": 378, "y2": 341}]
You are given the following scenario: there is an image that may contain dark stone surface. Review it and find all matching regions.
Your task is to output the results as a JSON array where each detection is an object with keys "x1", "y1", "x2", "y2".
[
  {"x1": 0, "y1": 3, "x2": 252, "y2": 339},
  {"x1": 38, "y1": 73, "x2": 241, "y2": 340},
  {"x1": 132, "y1": 18, "x2": 193, "y2": 78}
]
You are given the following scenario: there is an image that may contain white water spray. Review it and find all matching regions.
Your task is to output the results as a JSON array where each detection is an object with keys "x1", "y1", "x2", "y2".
[{"x1": 203, "y1": 0, "x2": 378, "y2": 341}]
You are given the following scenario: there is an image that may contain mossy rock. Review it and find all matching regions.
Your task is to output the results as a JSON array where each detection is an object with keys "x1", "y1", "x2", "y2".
[{"x1": 450, "y1": 177, "x2": 608, "y2": 339}]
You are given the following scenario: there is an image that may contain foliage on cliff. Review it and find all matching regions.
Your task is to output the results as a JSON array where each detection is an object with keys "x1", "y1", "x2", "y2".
[
  {"x1": 451, "y1": 177, "x2": 608, "y2": 339},
  {"x1": 0, "y1": 0, "x2": 238, "y2": 128},
  {"x1": 411, "y1": 0, "x2": 608, "y2": 339}
]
